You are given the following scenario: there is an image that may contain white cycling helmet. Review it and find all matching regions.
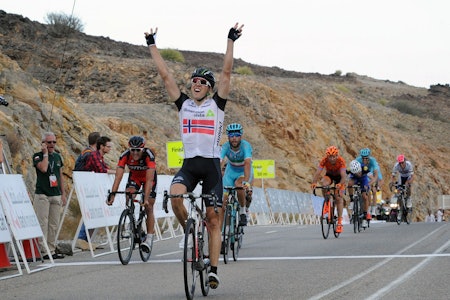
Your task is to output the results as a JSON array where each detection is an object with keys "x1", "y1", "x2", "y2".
[{"x1": 350, "y1": 160, "x2": 362, "y2": 174}]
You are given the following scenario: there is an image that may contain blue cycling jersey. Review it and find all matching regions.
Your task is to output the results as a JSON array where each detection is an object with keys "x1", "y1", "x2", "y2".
[
  {"x1": 356, "y1": 155, "x2": 382, "y2": 180},
  {"x1": 220, "y1": 139, "x2": 253, "y2": 187}
]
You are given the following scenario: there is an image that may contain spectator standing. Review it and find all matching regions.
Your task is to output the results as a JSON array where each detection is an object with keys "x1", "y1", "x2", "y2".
[
  {"x1": 76, "y1": 136, "x2": 116, "y2": 250},
  {"x1": 425, "y1": 209, "x2": 435, "y2": 222},
  {"x1": 32, "y1": 132, "x2": 66, "y2": 259},
  {"x1": 436, "y1": 209, "x2": 443, "y2": 222}
]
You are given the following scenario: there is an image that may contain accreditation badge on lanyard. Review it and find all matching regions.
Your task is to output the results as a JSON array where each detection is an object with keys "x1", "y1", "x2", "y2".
[{"x1": 49, "y1": 159, "x2": 58, "y2": 187}]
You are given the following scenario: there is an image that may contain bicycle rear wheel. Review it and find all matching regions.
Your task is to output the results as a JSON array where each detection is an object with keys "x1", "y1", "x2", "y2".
[
  {"x1": 199, "y1": 219, "x2": 210, "y2": 296},
  {"x1": 117, "y1": 210, "x2": 134, "y2": 265},
  {"x1": 321, "y1": 199, "x2": 331, "y2": 239},
  {"x1": 184, "y1": 218, "x2": 198, "y2": 300},
  {"x1": 138, "y1": 213, "x2": 151, "y2": 262},
  {"x1": 222, "y1": 206, "x2": 231, "y2": 264}
]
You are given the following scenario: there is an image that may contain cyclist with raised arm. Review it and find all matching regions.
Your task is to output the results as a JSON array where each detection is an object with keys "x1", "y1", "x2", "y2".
[
  {"x1": 356, "y1": 148, "x2": 381, "y2": 218},
  {"x1": 145, "y1": 23, "x2": 243, "y2": 289},
  {"x1": 390, "y1": 154, "x2": 414, "y2": 209},
  {"x1": 220, "y1": 123, "x2": 253, "y2": 227},
  {"x1": 347, "y1": 160, "x2": 375, "y2": 228},
  {"x1": 107, "y1": 136, "x2": 157, "y2": 253},
  {"x1": 311, "y1": 146, "x2": 347, "y2": 233}
]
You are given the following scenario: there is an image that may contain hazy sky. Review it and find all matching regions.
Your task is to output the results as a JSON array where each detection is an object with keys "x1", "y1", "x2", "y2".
[{"x1": 2, "y1": 0, "x2": 449, "y2": 88}]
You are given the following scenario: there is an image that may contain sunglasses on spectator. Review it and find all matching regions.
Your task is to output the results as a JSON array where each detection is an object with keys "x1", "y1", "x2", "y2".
[
  {"x1": 45, "y1": 141, "x2": 57, "y2": 144},
  {"x1": 130, "y1": 148, "x2": 143, "y2": 152},
  {"x1": 191, "y1": 77, "x2": 211, "y2": 87},
  {"x1": 228, "y1": 132, "x2": 242, "y2": 138}
]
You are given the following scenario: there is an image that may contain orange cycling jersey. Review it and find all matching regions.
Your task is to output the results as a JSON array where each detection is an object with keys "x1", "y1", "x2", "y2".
[{"x1": 318, "y1": 156, "x2": 346, "y2": 177}]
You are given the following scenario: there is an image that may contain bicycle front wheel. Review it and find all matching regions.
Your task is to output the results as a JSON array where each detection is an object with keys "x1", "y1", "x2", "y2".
[
  {"x1": 321, "y1": 199, "x2": 331, "y2": 239},
  {"x1": 353, "y1": 199, "x2": 360, "y2": 234},
  {"x1": 117, "y1": 209, "x2": 134, "y2": 265},
  {"x1": 406, "y1": 207, "x2": 412, "y2": 224},
  {"x1": 233, "y1": 224, "x2": 244, "y2": 261},
  {"x1": 138, "y1": 213, "x2": 151, "y2": 262},
  {"x1": 199, "y1": 219, "x2": 210, "y2": 297},
  {"x1": 396, "y1": 196, "x2": 403, "y2": 225},
  {"x1": 222, "y1": 207, "x2": 231, "y2": 264},
  {"x1": 184, "y1": 218, "x2": 198, "y2": 300}
]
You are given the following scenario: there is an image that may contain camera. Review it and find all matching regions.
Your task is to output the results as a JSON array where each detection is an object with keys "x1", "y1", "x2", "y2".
[{"x1": 0, "y1": 96, "x2": 8, "y2": 106}]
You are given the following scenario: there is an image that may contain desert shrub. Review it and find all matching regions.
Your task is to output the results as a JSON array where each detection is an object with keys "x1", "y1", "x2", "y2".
[
  {"x1": 45, "y1": 12, "x2": 84, "y2": 37},
  {"x1": 334, "y1": 70, "x2": 342, "y2": 76},
  {"x1": 378, "y1": 98, "x2": 388, "y2": 106},
  {"x1": 235, "y1": 66, "x2": 254, "y2": 75},
  {"x1": 160, "y1": 49, "x2": 185, "y2": 63},
  {"x1": 390, "y1": 101, "x2": 426, "y2": 117},
  {"x1": 335, "y1": 84, "x2": 350, "y2": 94}
]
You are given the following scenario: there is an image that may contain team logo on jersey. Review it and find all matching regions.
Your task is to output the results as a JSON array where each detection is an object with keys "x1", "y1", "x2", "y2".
[
  {"x1": 206, "y1": 109, "x2": 215, "y2": 117},
  {"x1": 183, "y1": 119, "x2": 215, "y2": 135}
]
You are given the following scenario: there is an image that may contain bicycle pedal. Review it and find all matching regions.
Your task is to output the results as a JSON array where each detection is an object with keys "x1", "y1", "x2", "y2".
[{"x1": 194, "y1": 260, "x2": 205, "y2": 271}]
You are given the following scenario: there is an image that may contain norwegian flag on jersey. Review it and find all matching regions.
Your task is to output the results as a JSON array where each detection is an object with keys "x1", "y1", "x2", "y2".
[{"x1": 183, "y1": 119, "x2": 215, "y2": 135}]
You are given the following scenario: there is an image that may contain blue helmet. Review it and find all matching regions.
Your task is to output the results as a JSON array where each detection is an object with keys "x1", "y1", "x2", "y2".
[
  {"x1": 360, "y1": 148, "x2": 371, "y2": 157},
  {"x1": 226, "y1": 123, "x2": 243, "y2": 135}
]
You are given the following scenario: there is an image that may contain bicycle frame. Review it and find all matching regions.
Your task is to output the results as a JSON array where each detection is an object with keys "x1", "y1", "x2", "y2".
[
  {"x1": 222, "y1": 186, "x2": 245, "y2": 262},
  {"x1": 351, "y1": 185, "x2": 364, "y2": 233},
  {"x1": 163, "y1": 191, "x2": 218, "y2": 300},
  {"x1": 393, "y1": 184, "x2": 410, "y2": 225},
  {"x1": 108, "y1": 190, "x2": 150, "y2": 265},
  {"x1": 314, "y1": 186, "x2": 339, "y2": 239}
]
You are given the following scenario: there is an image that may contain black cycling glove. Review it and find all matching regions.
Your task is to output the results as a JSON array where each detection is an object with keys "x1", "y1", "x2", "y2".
[
  {"x1": 228, "y1": 27, "x2": 241, "y2": 42},
  {"x1": 145, "y1": 33, "x2": 156, "y2": 46}
]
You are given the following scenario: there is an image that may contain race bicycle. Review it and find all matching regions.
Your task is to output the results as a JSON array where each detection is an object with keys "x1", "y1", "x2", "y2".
[
  {"x1": 107, "y1": 190, "x2": 151, "y2": 265},
  {"x1": 222, "y1": 186, "x2": 245, "y2": 263},
  {"x1": 391, "y1": 184, "x2": 411, "y2": 225},
  {"x1": 350, "y1": 184, "x2": 367, "y2": 233},
  {"x1": 314, "y1": 186, "x2": 340, "y2": 239},
  {"x1": 163, "y1": 191, "x2": 218, "y2": 300}
]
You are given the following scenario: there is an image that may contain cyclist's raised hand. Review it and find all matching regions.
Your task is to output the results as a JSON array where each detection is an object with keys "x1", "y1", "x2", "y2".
[
  {"x1": 228, "y1": 23, "x2": 244, "y2": 42},
  {"x1": 144, "y1": 27, "x2": 158, "y2": 46}
]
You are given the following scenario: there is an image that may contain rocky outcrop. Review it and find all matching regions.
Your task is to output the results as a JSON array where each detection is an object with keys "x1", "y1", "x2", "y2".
[{"x1": 0, "y1": 11, "x2": 449, "y2": 231}]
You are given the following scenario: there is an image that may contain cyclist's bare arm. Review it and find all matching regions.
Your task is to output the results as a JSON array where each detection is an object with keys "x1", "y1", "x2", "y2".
[
  {"x1": 146, "y1": 28, "x2": 181, "y2": 101},
  {"x1": 217, "y1": 23, "x2": 243, "y2": 100},
  {"x1": 144, "y1": 168, "x2": 156, "y2": 205},
  {"x1": 108, "y1": 166, "x2": 125, "y2": 205}
]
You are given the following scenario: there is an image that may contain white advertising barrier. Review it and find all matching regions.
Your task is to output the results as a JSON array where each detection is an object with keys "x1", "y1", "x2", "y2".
[
  {"x1": 73, "y1": 172, "x2": 127, "y2": 229},
  {"x1": 0, "y1": 174, "x2": 52, "y2": 274},
  {"x1": 0, "y1": 204, "x2": 11, "y2": 243},
  {"x1": 0, "y1": 195, "x2": 23, "y2": 279}
]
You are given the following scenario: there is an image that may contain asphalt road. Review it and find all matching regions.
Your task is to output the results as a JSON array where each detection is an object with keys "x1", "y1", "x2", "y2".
[{"x1": 1, "y1": 221, "x2": 449, "y2": 300}]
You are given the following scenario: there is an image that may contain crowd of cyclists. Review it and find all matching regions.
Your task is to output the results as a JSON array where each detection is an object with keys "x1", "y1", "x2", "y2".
[{"x1": 311, "y1": 145, "x2": 415, "y2": 233}]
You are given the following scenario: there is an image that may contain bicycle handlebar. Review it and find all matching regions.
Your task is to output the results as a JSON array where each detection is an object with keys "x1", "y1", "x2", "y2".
[
  {"x1": 163, "y1": 191, "x2": 219, "y2": 214},
  {"x1": 223, "y1": 186, "x2": 246, "y2": 191},
  {"x1": 107, "y1": 190, "x2": 142, "y2": 203},
  {"x1": 312, "y1": 186, "x2": 336, "y2": 196}
]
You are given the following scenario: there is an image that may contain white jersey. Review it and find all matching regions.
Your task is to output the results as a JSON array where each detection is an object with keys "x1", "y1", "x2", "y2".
[
  {"x1": 392, "y1": 161, "x2": 414, "y2": 178},
  {"x1": 175, "y1": 92, "x2": 226, "y2": 159}
]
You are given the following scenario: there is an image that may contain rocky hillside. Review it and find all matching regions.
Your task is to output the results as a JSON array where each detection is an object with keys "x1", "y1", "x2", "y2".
[{"x1": 0, "y1": 11, "x2": 449, "y2": 225}]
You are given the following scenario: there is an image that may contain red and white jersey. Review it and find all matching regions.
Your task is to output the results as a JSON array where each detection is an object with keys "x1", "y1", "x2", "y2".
[{"x1": 175, "y1": 92, "x2": 226, "y2": 159}]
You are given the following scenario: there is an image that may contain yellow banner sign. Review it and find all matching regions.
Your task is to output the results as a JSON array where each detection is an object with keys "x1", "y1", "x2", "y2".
[
  {"x1": 252, "y1": 160, "x2": 275, "y2": 179},
  {"x1": 166, "y1": 141, "x2": 184, "y2": 168}
]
